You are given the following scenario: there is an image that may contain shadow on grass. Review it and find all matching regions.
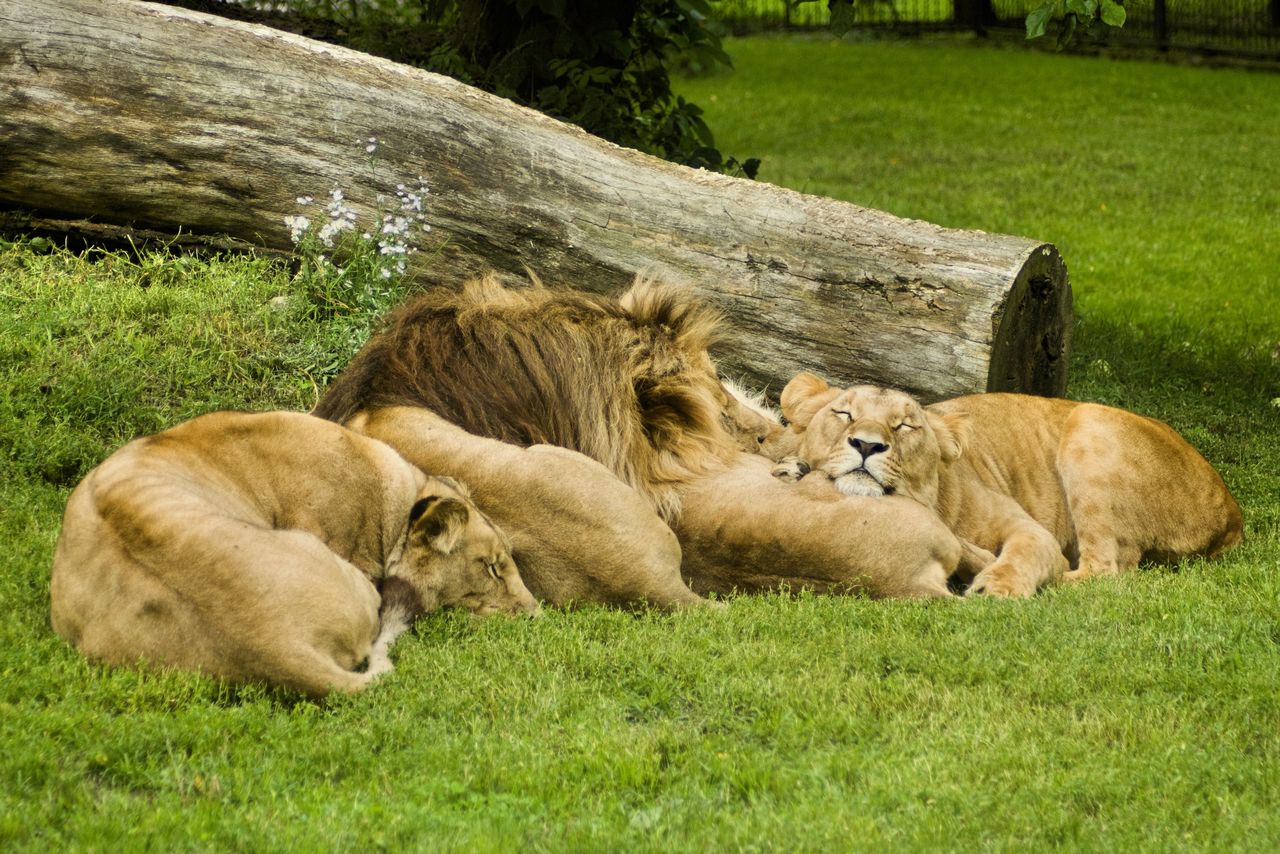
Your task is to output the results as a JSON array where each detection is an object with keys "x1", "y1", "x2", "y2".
[{"x1": 1069, "y1": 312, "x2": 1278, "y2": 434}]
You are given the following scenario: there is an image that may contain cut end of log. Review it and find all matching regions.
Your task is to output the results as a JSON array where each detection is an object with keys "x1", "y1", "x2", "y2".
[{"x1": 985, "y1": 244, "x2": 1072, "y2": 398}]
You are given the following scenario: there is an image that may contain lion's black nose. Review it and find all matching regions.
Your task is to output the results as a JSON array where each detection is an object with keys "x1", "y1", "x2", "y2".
[{"x1": 849, "y1": 437, "x2": 888, "y2": 457}]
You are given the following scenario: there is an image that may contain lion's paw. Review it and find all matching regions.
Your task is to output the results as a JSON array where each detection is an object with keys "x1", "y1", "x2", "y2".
[
  {"x1": 966, "y1": 563, "x2": 1037, "y2": 599},
  {"x1": 1063, "y1": 562, "x2": 1119, "y2": 583},
  {"x1": 771, "y1": 458, "x2": 810, "y2": 483}
]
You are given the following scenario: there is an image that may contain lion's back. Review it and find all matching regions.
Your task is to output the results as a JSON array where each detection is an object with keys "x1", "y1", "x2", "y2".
[
  {"x1": 49, "y1": 412, "x2": 395, "y2": 682},
  {"x1": 313, "y1": 276, "x2": 739, "y2": 516}
]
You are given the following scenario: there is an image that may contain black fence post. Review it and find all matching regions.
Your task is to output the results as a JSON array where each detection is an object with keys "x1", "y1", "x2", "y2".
[
  {"x1": 1153, "y1": 0, "x2": 1170, "y2": 50},
  {"x1": 954, "y1": 0, "x2": 998, "y2": 37}
]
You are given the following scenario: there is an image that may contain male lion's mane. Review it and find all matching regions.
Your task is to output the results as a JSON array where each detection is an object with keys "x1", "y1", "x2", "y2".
[{"x1": 314, "y1": 275, "x2": 741, "y2": 519}]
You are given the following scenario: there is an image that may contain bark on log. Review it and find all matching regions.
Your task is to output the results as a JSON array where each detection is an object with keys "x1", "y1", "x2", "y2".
[{"x1": 0, "y1": 0, "x2": 1072, "y2": 401}]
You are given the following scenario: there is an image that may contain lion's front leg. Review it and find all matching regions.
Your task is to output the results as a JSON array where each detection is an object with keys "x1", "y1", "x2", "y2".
[{"x1": 965, "y1": 523, "x2": 1066, "y2": 598}]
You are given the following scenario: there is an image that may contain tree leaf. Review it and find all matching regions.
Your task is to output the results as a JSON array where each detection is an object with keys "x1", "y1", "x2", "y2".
[
  {"x1": 1026, "y1": 0, "x2": 1059, "y2": 40},
  {"x1": 1099, "y1": 0, "x2": 1127, "y2": 27}
]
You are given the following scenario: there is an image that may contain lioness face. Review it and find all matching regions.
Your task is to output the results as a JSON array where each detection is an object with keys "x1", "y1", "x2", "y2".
[
  {"x1": 401, "y1": 478, "x2": 540, "y2": 617},
  {"x1": 780, "y1": 373, "x2": 965, "y2": 509},
  {"x1": 798, "y1": 386, "x2": 938, "y2": 499}
]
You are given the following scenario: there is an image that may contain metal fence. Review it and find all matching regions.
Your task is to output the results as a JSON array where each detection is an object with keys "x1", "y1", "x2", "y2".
[{"x1": 715, "y1": 0, "x2": 1280, "y2": 59}]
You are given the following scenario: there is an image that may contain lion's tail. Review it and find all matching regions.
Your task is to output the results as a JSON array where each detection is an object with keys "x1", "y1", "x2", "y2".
[{"x1": 363, "y1": 577, "x2": 422, "y2": 680}]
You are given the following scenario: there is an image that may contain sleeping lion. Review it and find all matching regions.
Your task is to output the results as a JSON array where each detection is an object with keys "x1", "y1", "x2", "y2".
[
  {"x1": 50, "y1": 411, "x2": 538, "y2": 696},
  {"x1": 773, "y1": 373, "x2": 1243, "y2": 597}
]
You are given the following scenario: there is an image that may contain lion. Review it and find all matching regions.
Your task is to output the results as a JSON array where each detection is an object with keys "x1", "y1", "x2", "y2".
[
  {"x1": 773, "y1": 372, "x2": 1244, "y2": 597},
  {"x1": 50, "y1": 411, "x2": 538, "y2": 697},
  {"x1": 316, "y1": 275, "x2": 967, "y2": 601}
]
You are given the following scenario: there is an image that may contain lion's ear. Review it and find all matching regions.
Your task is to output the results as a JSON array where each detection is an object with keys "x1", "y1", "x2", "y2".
[
  {"x1": 409, "y1": 496, "x2": 470, "y2": 555},
  {"x1": 780, "y1": 372, "x2": 836, "y2": 429},
  {"x1": 927, "y1": 410, "x2": 970, "y2": 464}
]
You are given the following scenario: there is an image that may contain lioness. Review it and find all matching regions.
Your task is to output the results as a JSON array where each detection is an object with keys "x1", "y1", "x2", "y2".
[
  {"x1": 774, "y1": 373, "x2": 1243, "y2": 597},
  {"x1": 50, "y1": 411, "x2": 538, "y2": 696}
]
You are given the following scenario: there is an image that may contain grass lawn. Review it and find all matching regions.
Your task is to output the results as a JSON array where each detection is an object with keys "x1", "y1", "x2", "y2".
[{"x1": 3, "y1": 36, "x2": 1279, "y2": 849}]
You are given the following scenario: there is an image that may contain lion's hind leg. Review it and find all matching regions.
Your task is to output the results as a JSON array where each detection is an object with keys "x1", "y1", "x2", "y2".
[
  {"x1": 1057, "y1": 404, "x2": 1243, "y2": 582},
  {"x1": 130, "y1": 521, "x2": 386, "y2": 697},
  {"x1": 229, "y1": 527, "x2": 389, "y2": 697}
]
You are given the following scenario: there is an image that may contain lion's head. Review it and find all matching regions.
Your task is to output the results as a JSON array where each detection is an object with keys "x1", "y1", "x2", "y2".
[
  {"x1": 719, "y1": 377, "x2": 795, "y2": 459},
  {"x1": 396, "y1": 476, "x2": 540, "y2": 616},
  {"x1": 778, "y1": 372, "x2": 968, "y2": 509}
]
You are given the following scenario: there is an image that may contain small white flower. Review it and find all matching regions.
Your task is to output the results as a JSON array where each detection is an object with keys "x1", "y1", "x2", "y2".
[{"x1": 283, "y1": 214, "x2": 311, "y2": 244}]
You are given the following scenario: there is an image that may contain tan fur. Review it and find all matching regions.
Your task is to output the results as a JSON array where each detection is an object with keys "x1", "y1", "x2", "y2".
[
  {"x1": 675, "y1": 454, "x2": 963, "y2": 599},
  {"x1": 777, "y1": 373, "x2": 1244, "y2": 597},
  {"x1": 720, "y1": 377, "x2": 795, "y2": 459},
  {"x1": 50, "y1": 412, "x2": 538, "y2": 696},
  {"x1": 346, "y1": 406, "x2": 703, "y2": 609}
]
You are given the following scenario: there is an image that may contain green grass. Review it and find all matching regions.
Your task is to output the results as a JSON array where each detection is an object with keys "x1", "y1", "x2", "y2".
[
  {"x1": 716, "y1": 0, "x2": 1280, "y2": 30},
  {"x1": 3, "y1": 37, "x2": 1280, "y2": 849},
  {"x1": 717, "y1": 0, "x2": 956, "y2": 26}
]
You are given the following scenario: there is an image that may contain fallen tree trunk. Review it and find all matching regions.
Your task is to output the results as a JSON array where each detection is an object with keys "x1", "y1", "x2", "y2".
[{"x1": 0, "y1": 0, "x2": 1072, "y2": 401}]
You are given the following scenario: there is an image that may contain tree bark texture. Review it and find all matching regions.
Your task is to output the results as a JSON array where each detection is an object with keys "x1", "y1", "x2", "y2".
[{"x1": 0, "y1": 0, "x2": 1072, "y2": 401}]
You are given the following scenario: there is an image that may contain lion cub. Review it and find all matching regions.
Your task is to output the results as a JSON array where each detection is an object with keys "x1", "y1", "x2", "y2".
[
  {"x1": 51, "y1": 411, "x2": 538, "y2": 697},
  {"x1": 772, "y1": 373, "x2": 1243, "y2": 597}
]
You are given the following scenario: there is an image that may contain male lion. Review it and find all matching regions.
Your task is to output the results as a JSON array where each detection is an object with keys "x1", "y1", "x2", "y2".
[
  {"x1": 316, "y1": 276, "x2": 966, "y2": 602},
  {"x1": 773, "y1": 372, "x2": 1244, "y2": 597},
  {"x1": 50, "y1": 411, "x2": 538, "y2": 697}
]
